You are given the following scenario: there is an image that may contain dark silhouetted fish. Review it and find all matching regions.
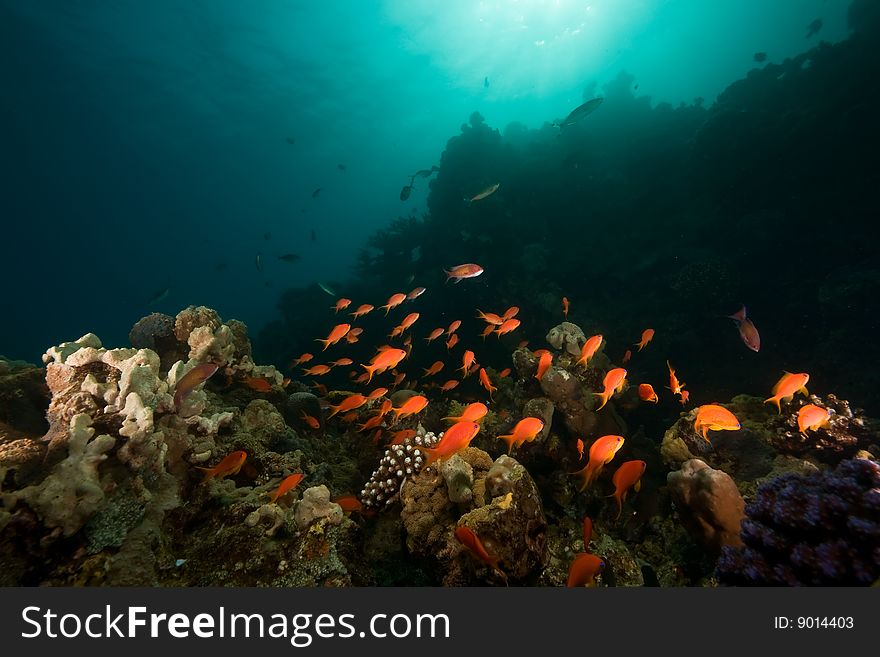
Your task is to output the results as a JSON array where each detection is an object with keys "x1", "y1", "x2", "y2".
[
  {"x1": 264, "y1": 232, "x2": 271, "y2": 240},
  {"x1": 148, "y1": 287, "x2": 170, "y2": 305},
  {"x1": 806, "y1": 18, "x2": 822, "y2": 38},
  {"x1": 400, "y1": 184, "x2": 413, "y2": 201},
  {"x1": 214, "y1": 262, "x2": 227, "y2": 272},
  {"x1": 553, "y1": 97, "x2": 603, "y2": 129},
  {"x1": 311, "y1": 228, "x2": 316, "y2": 241},
  {"x1": 278, "y1": 253, "x2": 300, "y2": 263},
  {"x1": 255, "y1": 254, "x2": 263, "y2": 272},
  {"x1": 338, "y1": 163, "x2": 346, "y2": 171},
  {"x1": 484, "y1": 76, "x2": 489, "y2": 88},
  {"x1": 285, "y1": 136, "x2": 296, "y2": 145},
  {"x1": 753, "y1": 51, "x2": 767, "y2": 62},
  {"x1": 312, "y1": 187, "x2": 321, "y2": 198},
  {"x1": 411, "y1": 167, "x2": 438, "y2": 179}
]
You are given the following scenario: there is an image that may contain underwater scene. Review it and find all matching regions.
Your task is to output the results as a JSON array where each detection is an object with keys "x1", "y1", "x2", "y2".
[{"x1": 1, "y1": 0, "x2": 878, "y2": 587}]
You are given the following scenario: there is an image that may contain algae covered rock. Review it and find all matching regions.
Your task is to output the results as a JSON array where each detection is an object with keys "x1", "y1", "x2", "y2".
[{"x1": 546, "y1": 322, "x2": 586, "y2": 357}]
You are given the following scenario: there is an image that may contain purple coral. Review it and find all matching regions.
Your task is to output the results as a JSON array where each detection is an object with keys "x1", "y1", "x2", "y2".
[{"x1": 716, "y1": 458, "x2": 880, "y2": 586}]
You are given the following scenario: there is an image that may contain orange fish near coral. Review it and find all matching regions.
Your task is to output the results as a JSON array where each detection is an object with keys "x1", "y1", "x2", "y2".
[
  {"x1": 267, "y1": 473, "x2": 304, "y2": 503},
  {"x1": 447, "y1": 320, "x2": 462, "y2": 336},
  {"x1": 444, "y1": 402, "x2": 488, "y2": 424},
  {"x1": 503, "y1": 306, "x2": 520, "y2": 320},
  {"x1": 609, "y1": 460, "x2": 646, "y2": 519},
  {"x1": 582, "y1": 516, "x2": 592, "y2": 546},
  {"x1": 174, "y1": 362, "x2": 219, "y2": 410},
  {"x1": 329, "y1": 358, "x2": 354, "y2": 367},
  {"x1": 638, "y1": 383, "x2": 659, "y2": 403},
  {"x1": 243, "y1": 376, "x2": 273, "y2": 392},
  {"x1": 358, "y1": 414, "x2": 385, "y2": 432},
  {"x1": 727, "y1": 305, "x2": 760, "y2": 353},
  {"x1": 290, "y1": 353, "x2": 313, "y2": 367},
  {"x1": 196, "y1": 450, "x2": 246, "y2": 483},
  {"x1": 667, "y1": 360, "x2": 686, "y2": 398},
  {"x1": 381, "y1": 293, "x2": 407, "y2": 315},
  {"x1": 494, "y1": 318, "x2": 521, "y2": 337},
  {"x1": 390, "y1": 429, "x2": 417, "y2": 445},
  {"x1": 499, "y1": 368, "x2": 511, "y2": 378},
  {"x1": 445, "y1": 263, "x2": 484, "y2": 283},
  {"x1": 421, "y1": 421, "x2": 480, "y2": 466},
  {"x1": 399, "y1": 312, "x2": 420, "y2": 331},
  {"x1": 764, "y1": 372, "x2": 810, "y2": 414},
  {"x1": 679, "y1": 390, "x2": 690, "y2": 405},
  {"x1": 576, "y1": 438, "x2": 585, "y2": 461},
  {"x1": 595, "y1": 368, "x2": 627, "y2": 411},
  {"x1": 459, "y1": 350, "x2": 476, "y2": 377},
  {"x1": 480, "y1": 324, "x2": 495, "y2": 340},
  {"x1": 327, "y1": 393, "x2": 368, "y2": 419},
  {"x1": 621, "y1": 349, "x2": 631, "y2": 364},
  {"x1": 334, "y1": 495, "x2": 364, "y2": 514},
  {"x1": 562, "y1": 296, "x2": 569, "y2": 317},
  {"x1": 446, "y1": 334, "x2": 460, "y2": 350},
  {"x1": 693, "y1": 404, "x2": 741, "y2": 441},
  {"x1": 576, "y1": 335, "x2": 603, "y2": 369},
  {"x1": 454, "y1": 526, "x2": 507, "y2": 583},
  {"x1": 634, "y1": 328, "x2": 654, "y2": 352},
  {"x1": 361, "y1": 347, "x2": 407, "y2": 383},
  {"x1": 425, "y1": 327, "x2": 445, "y2": 343},
  {"x1": 567, "y1": 553, "x2": 604, "y2": 588},
  {"x1": 332, "y1": 298, "x2": 352, "y2": 313},
  {"x1": 350, "y1": 304, "x2": 374, "y2": 319},
  {"x1": 571, "y1": 435, "x2": 625, "y2": 491},
  {"x1": 497, "y1": 417, "x2": 545, "y2": 454},
  {"x1": 422, "y1": 361, "x2": 445, "y2": 378},
  {"x1": 478, "y1": 367, "x2": 497, "y2": 400},
  {"x1": 535, "y1": 350, "x2": 552, "y2": 381},
  {"x1": 316, "y1": 323, "x2": 351, "y2": 351},
  {"x1": 798, "y1": 404, "x2": 831, "y2": 435},
  {"x1": 391, "y1": 395, "x2": 429, "y2": 421}
]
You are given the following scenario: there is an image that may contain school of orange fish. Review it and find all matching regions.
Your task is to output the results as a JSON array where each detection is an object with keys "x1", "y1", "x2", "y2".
[{"x1": 176, "y1": 264, "x2": 821, "y2": 586}]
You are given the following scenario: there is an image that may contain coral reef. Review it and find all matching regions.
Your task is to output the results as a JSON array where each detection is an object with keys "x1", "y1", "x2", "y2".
[
  {"x1": 716, "y1": 458, "x2": 880, "y2": 585},
  {"x1": 360, "y1": 427, "x2": 440, "y2": 509}
]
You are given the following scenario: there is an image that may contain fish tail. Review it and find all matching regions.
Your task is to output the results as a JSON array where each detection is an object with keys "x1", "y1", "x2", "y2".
[
  {"x1": 594, "y1": 391, "x2": 610, "y2": 411},
  {"x1": 763, "y1": 395, "x2": 781, "y2": 414},
  {"x1": 361, "y1": 364, "x2": 375, "y2": 384},
  {"x1": 195, "y1": 467, "x2": 215, "y2": 484},
  {"x1": 421, "y1": 447, "x2": 439, "y2": 468},
  {"x1": 315, "y1": 338, "x2": 330, "y2": 351},
  {"x1": 498, "y1": 434, "x2": 516, "y2": 454},
  {"x1": 570, "y1": 464, "x2": 592, "y2": 492}
]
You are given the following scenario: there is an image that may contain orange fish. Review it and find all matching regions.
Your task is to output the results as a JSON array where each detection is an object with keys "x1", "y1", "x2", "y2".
[
  {"x1": 727, "y1": 305, "x2": 760, "y2": 353},
  {"x1": 290, "y1": 353, "x2": 314, "y2": 367},
  {"x1": 595, "y1": 367, "x2": 627, "y2": 410},
  {"x1": 425, "y1": 327, "x2": 445, "y2": 343},
  {"x1": 576, "y1": 438, "x2": 585, "y2": 461},
  {"x1": 797, "y1": 404, "x2": 831, "y2": 434},
  {"x1": 334, "y1": 494, "x2": 364, "y2": 514},
  {"x1": 329, "y1": 358, "x2": 354, "y2": 367},
  {"x1": 310, "y1": 382, "x2": 328, "y2": 396},
  {"x1": 634, "y1": 328, "x2": 654, "y2": 352},
  {"x1": 381, "y1": 293, "x2": 407, "y2": 315},
  {"x1": 444, "y1": 263, "x2": 484, "y2": 283},
  {"x1": 582, "y1": 516, "x2": 592, "y2": 546},
  {"x1": 567, "y1": 553, "x2": 604, "y2": 587},
  {"x1": 499, "y1": 368, "x2": 511, "y2": 378},
  {"x1": 361, "y1": 347, "x2": 407, "y2": 383},
  {"x1": 195, "y1": 450, "x2": 246, "y2": 483},
  {"x1": 666, "y1": 360, "x2": 686, "y2": 397},
  {"x1": 243, "y1": 376, "x2": 272, "y2": 392},
  {"x1": 399, "y1": 312, "x2": 420, "y2": 331},
  {"x1": 764, "y1": 372, "x2": 810, "y2": 413},
  {"x1": 478, "y1": 367, "x2": 497, "y2": 400},
  {"x1": 332, "y1": 298, "x2": 352, "y2": 313},
  {"x1": 638, "y1": 383, "x2": 658, "y2": 403},
  {"x1": 348, "y1": 327, "x2": 364, "y2": 338},
  {"x1": 392, "y1": 371, "x2": 406, "y2": 387},
  {"x1": 621, "y1": 349, "x2": 632, "y2": 364},
  {"x1": 341, "y1": 410, "x2": 359, "y2": 423},
  {"x1": 316, "y1": 323, "x2": 351, "y2": 351},
  {"x1": 281, "y1": 377, "x2": 291, "y2": 388},
  {"x1": 459, "y1": 350, "x2": 476, "y2": 377},
  {"x1": 503, "y1": 306, "x2": 520, "y2": 320},
  {"x1": 377, "y1": 399, "x2": 393, "y2": 416},
  {"x1": 562, "y1": 296, "x2": 569, "y2": 317},
  {"x1": 517, "y1": 340, "x2": 529, "y2": 349},
  {"x1": 454, "y1": 526, "x2": 507, "y2": 583},
  {"x1": 345, "y1": 333, "x2": 360, "y2": 345},
  {"x1": 327, "y1": 393, "x2": 368, "y2": 419},
  {"x1": 422, "y1": 421, "x2": 480, "y2": 466},
  {"x1": 693, "y1": 404, "x2": 741, "y2": 441},
  {"x1": 174, "y1": 362, "x2": 219, "y2": 410},
  {"x1": 267, "y1": 473, "x2": 304, "y2": 503},
  {"x1": 388, "y1": 325, "x2": 405, "y2": 339},
  {"x1": 367, "y1": 387, "x2": 388, "y2": 400},
  {"x1": 390, "y1": 429, "x2": 417, "y2": 445},
  {"x1": 576, "y1": 335, "x2": 603, "y2": 369},
  {"x1": 353, "y1": 372, "x2": 369, "y2": 384},
  {"x1": 476, "y1": 310, "x2": 504, "y2": 325},
  {"x1": 358, "y1": 414, "x2": 385, "y2": 432},
  {"x1": 494, "y1": 318, "x2": 521, "y2": 337},
  {"x1": 609, "y1": 460, "x2": 646, "y2": 519},
  {"x1": 571, "y1": 435, "x2": 625, "y2": 491},
  {"x1": 679, "y1": 390, "x2": 690, "y2": 405},
  {"x1": 350, "y1": 303, "x2": 374, "y2": 319},
  {"x1": 446, "y1": 333, "x2": 460, "y2": 350},
  {"x1": 535, "y1": 350, "x2": 552, "y2": 381},
  {"x1": 444, "y1": 402, "x2": 488, "y2": 424},
  {"x1": 407, "y1": 287, "x2": 427, "y2": 301},
  {"x1": 440, "y1": 379, "x2": 460, "y2": 392},
  {"x1": 497, "y1": 417, "x2": 545, "y2": 453},
  {"x1": 302, "y1": 364, "x2": 332, "y2": 376},
  {"x1": 392, "y1": 395, "x2": 429, "y2": 421},
  {"x1": 479, "y1": 324, "x2": 496, "y2": 340},
  {"x1": 422, "y1": 361, "x2": 445, "y2": 377},
  {"x1": 447, "y1": 320, "x2": 462, "y2": 336}
]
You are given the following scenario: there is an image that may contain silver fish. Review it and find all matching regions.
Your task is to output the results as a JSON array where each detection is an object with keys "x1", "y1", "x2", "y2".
[{"x1": 553, "y1": 97, "x2": 603, "y2": 129}]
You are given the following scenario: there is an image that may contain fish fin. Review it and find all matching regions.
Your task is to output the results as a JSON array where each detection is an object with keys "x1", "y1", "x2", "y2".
[
  {"x1": 195, "y1": 467, "x2": 214, "y2": 484},
  {"x1": 764, "y1": 396, "x2": 781, "y2": 413},
  {"x1": 800, "y1": 386, "x2": 809, "y2": 396},
  {"x1": 727, "y1": 305, "x2": 746, "y2": 321},
  {"x1": 635, "y1": 480, "x2": 641, "y2": 493},
  {"x1": 594, "y1": 392, "x2": 609, "y2": 411}
]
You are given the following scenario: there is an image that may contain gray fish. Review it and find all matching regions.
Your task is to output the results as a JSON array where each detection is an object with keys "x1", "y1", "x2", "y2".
[
  {"x1": 148, "y1": 287, "x2": 169, "y2": 305},
  {"x1": 317, "y1": 282, "x2": 336, "y2": 297},
  {"x1": 312, "y1": 187, "x2": 321, "y2": 198},
  {"x1": 806, "y1": 18, "x2": 822, "y2": 38},
  {"x1": 264, "y1": 232, "x2": 271, "y2": 240},
  {"x1": 400, "y1": 184, "x2": 413, "y2": 201},
  {"x1": 255, "y1": 254, "x2": 263, "y2": 272},
  {"x1": 411, "y1": 168, "x2": 437, "y2": 179},
  {"x1": 338, "y1": 163, "x2": 346, "y2": 172},
  {"x1": 285, "y1": 136, "x2": 296, "y2": 145},
  {"x1": 278, "y1": 253, "x2": 300, "y2": 262},
  {"x1": 753, "y1": 51, "x2": 767, "y2": 63},
  {"x1": 553, "y1": 97, "x2": 603, "y2": 129}
]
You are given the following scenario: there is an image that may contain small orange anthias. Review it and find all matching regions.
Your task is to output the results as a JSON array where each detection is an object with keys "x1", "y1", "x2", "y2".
[
  {"x1": 478, "y1": 367, "x2": 497, "y2": 400},
  {"x1": 196, "y1": 450, "x2": 247, "y2": 483},
  {"x1": 454, "y1": 526, "x2": 507, "y2": 584},
  {"x1": 243, "y1": 376, "x2": 272, "y2": 392},
  {"x1": 797, "y1": 404, "x2": 831, "y2": 434},
  {"x1": 693, "y1": 404, "x2": 741, "y2": 442},
  {"x1": 608, "y1": 460, "x2": 647, "y2": 519},
  {"x1": 576, "y1": 438, "x2": 585, "y2": 461},
  {"x1": 391, "y1": 395, "x2": 429, "y2": 421},
  {"x1": 316, "y1": 323, "x2": 351, "y2": 351},
  {"x1": 667, "y1": 360, "x2": 687, "y2": 402},
  {"x1": 576, "y1": 335, "x2": 603, "y2": 369},
  {"x1": 567, "y1": 553, "x2": 604, "y2": 587},
  {"x1": 638, "y1": 383, "x2": 659, "y2": 403},
  {"x1": 267, "y1": 473, "x2": 304, "y2": 503},
  {"x1": 535, "y1": 349, "x2": 553, "y2": 381},
  {"x1": 594, "y1": 367, "x2": 627, "y2": 410},
  {"x1": 634, "y1": 328, "x2": 654, "y2": 351},
  {"x1": 326, "y1": 393, "x2": 368, "y2": 419},
  {"x1": 571, "y1": 435, "x2": 625, "y2": 491},
  {"x1": 497, "y1": 417, "x2": 545, "y2": 454},
  {"x1": 562, "y1": 296, "x2": 570, "y2": 317},
  {"x1": 764, "y1": 372, "x2": 810, "y2": 413},
  {"x1": 420, "y1": 421, "x2": 481, "y2": 467},
  {"x1": 582, "y1": 516, "x2": 593, "y2": 547},
  {"x1": 443, "y1": 402, "x2": 488, "y2": 424}
]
